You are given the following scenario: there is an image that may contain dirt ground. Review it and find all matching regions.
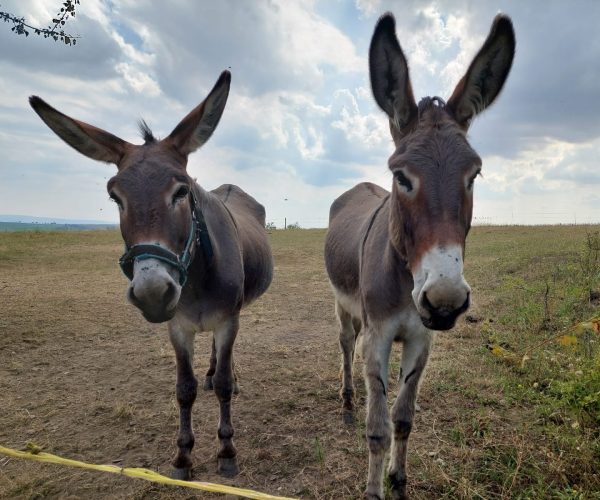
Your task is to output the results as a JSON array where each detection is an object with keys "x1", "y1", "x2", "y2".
[{"x1": 0, "y1": 227, "x2": 595, "y2": 499}]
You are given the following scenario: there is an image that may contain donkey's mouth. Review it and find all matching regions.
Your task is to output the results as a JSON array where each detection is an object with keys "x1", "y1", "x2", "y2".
[
  {"x1": 419, "y1": 295, "x2": 470, "y2": 331},
  {"x1": 141, "y1": 307, "x2": 177, "y2": 324},
  {"x1": 420, "y1": 314, "x2": 459, "y2": 331}
]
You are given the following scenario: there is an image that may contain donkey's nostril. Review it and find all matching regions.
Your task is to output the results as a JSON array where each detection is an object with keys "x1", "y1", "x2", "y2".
[
  {"x1": 421, "y1": 291, "x2": 435, "y2": 314},
  {"x1": 460, "y1": 292, "x2": 471, "y2": 313},
  {"x1": 164, "y1": 281, "x2": 177, "y2": 306},
  {"x1": 128, "y1": 286, "x2": 139, "y2": 305}
]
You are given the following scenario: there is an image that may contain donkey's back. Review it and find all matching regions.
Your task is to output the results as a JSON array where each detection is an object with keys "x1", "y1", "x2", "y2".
[
  {"x1": 212, "y1": 183, "x2": 273, "y2": 304},
  {"x1": 325, "y1": 182, "x2": 389, "y2": 296}
]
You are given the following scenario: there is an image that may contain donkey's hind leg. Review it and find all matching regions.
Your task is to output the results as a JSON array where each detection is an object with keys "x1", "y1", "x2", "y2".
[
  {"x1": 169, "y1": 319, "x2": 198, "y2": 480},
  {"x1": 336, "y1": 299, "x2": 359, "y2": 424},
  {"x1": 203, "y1": 335, "x2": 216, "y2": 391},
  {"x1": 204, "y1": 336, "x2": 240, "y2": 394},
  {"x1": 213, "y1": 315, "x2": 240, "y2": 477}
]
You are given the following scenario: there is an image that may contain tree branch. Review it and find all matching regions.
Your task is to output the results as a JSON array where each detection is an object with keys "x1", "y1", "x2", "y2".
[{"x1": 0, "y1": 0, "x2": 81, "y2": 46}]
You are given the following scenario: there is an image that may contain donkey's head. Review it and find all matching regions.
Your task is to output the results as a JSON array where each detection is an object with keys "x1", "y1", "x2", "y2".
[
  {"x1": 370, "y1": 14, "x2": 514, "y2": 330},
  {"x1": 30, "y1": 71, "x2": 231, "y2": 323}
]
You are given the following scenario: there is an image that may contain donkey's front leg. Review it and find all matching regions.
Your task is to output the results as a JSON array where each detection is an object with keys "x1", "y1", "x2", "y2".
[
  {"x1": 213, "y1": 315, "x2": 240, "y2": 477},
  {"x1": 168, "y1": 319, "x2": 198, "y2": 480},
  {"x1": 363, "y1": 324, "x2": 394, "y2": 500},
  {"x1": 388, "y1": 329, "x2": 433, "y2": 500}
]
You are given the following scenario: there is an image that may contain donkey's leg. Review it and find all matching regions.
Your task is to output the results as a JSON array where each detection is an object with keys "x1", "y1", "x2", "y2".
[
  {"x1": 363, "y1": 324, "x2": 394, "y2": 500},
  {"x1": 203, "y1": 335, "x2": 216, "y2": 391},
  {"x1": 388, "y1": 329, "x2": 433, "y2": 500},
  {"x1": 232, "y1": 354, "x2": 240, "y2": 395},
  {"x1": 336, "y1": 300, "x2": 358, "y2": 424},
  {"x1": 168, "y1": 320, "x2": 198, "y2": 480},
  {"x1": 352, "y1": 317, "x2": 363, "y2": 337},
  {"x1": 212, "y1": 315, "x2": 240, "y2": 477},
  {"x1": 205, "y1": 335, "x2": 240, "y2": 394}
]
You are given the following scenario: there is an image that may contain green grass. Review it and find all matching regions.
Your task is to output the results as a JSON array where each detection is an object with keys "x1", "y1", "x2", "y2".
[{"x1": 466, "y1": 225, "x2": 600, "y2": 497}]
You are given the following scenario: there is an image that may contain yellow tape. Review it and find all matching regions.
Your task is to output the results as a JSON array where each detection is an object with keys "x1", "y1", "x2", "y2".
[{"x1": 0, "y1": 445, "x2": 297, "y2": 500}]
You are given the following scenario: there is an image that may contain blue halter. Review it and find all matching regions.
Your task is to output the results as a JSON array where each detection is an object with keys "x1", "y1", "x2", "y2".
[{"x1": 118, "y1": 190, "x2": 213, "y2": 286}]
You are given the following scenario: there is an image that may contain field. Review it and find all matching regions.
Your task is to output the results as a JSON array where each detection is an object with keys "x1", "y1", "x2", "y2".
[{"x1": 0, "y1": 226, "x2": 599, "y2": 499}]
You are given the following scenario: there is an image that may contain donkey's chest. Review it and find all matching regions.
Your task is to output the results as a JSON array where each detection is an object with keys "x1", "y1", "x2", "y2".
[
  {"x1": 177, "y1": 280, "x2": 243, "y2": 331},
  {"x1": 359, "y1": 257, "x2": 414, "y2": 318},
  {"x1": 175, "y1": 301, "x2": 231, "y2": 332}
]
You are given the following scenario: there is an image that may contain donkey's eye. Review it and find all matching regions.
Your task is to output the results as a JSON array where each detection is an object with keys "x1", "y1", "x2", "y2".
[
  {"x1": 467, "y1": 169, "x2": 482, "y2": 190},
  {"x1": 173, "y1": 186, "x2": 189, "y2": 203},
  {"x1": 109, "y1": 192, "x2": 123, "y2": 210},
  {"x1": 395, "y1": 170, "x2": 413, "y2": 193}
]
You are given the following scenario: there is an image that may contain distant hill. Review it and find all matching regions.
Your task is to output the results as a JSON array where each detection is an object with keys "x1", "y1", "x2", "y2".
[
  {"x1": 0, "y1": 215, "x2": 117, "y2": 232},
  {"x1": 0, "y1": 214, "x2": 115, "y2": 225},
  {"x1": 0, "y1": 222, "x2": 117, "y2": 232}
]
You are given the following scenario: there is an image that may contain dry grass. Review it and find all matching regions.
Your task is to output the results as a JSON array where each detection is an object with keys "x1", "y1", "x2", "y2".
[{"x1": 0, "y1": 226, "x2": 598, "y2": 499}]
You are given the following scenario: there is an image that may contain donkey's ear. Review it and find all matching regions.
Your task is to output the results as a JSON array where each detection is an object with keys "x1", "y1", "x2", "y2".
[
  {"x1": 167, "y1": 70, "x2": 231, "y2": 156},
  {"x1": 29, "y1": 96, "x2": 131, "y2": 164},
  {"x1": 447, "y1": 15, "x2": 515, "y2": 128},
  {"x1": 369, "y1": 13, "x2": 417, "y2": 134}
]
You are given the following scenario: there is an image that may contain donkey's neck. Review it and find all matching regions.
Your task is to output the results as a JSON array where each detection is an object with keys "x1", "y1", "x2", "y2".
[{"x1": 386, "y1": 196, "x2": 411, "y2": 265}]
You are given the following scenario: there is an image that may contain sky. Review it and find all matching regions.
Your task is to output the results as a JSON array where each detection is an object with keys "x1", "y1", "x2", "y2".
[{"x1": 1, "y1": 0, "x2": 599, "y2": 227}]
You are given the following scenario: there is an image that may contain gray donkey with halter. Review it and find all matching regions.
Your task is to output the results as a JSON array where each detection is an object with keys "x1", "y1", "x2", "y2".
[
  {"x1": 325, "y1": 13, "x2": 515, "y2": 499},
  {"x1": 29, "y1": 71, "x2": 273, "y2": 480}
]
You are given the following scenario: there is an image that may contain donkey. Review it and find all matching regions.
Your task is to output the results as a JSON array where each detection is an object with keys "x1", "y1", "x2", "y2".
[
  {"x1": 325, "y1": 13, "x2": 515, "y2": 499},
  {"x1": 29, "y1": 71, "x2": 273, "y2": 480}
]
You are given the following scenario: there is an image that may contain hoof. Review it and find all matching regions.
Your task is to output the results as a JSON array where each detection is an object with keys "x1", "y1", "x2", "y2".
[
  {"x1": 233, "y1": 381, "x2": 240, "y2": 395},
  {"x1": 171, "y1": 467, "x2": 192, "y2": 481},
  {"x1": 203, "y1": 376, "x2": 213, "y2": 391},
  {"x1": 389, "y1": 472, "x2": 408, "y2": 500},
  {"x1": 217, "y1": 456, "x2": 239, "y2": 477},
  {"x1": 390, "y1": 488, "x2": 408, "y2": 500},
  {"x1": 342, "y1": 409, "x2": 355, "y2": 425},
  {"x1": 364, "y1": 493, "x2": 383, "y2": 500}
]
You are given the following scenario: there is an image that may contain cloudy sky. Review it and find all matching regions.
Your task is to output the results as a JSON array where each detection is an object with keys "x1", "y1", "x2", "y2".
[{"x1": 1, "y1": 0, "x2": 599, "y2": 226}]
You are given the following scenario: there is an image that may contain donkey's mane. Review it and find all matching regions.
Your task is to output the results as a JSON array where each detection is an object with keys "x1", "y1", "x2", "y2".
[
  {"x1": 138, "y1": 119, "x2": 157, "y2": 144},
  {"x1": 417, "y1": 96, "x2": 446, "y2": 121}
]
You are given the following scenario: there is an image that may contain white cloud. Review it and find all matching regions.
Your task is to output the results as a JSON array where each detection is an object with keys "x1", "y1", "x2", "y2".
[
  {"x1": 355, "y1": 0, "x2": 382, "y2": 18},
  {"x1": 271, "y1": 0, "x2": 363, "y2": 76},
  {"x1": 115, "y1": 62, "x2": 161, "y2": 96},
  {"x1": 331, "y1": 89, "x2": 388, "y2": 150}
]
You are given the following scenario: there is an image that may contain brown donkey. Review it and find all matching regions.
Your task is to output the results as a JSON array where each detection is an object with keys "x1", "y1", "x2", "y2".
[
  {"x1": 29, "y1": 71, "x2": 273, "y2": 480},
  {"x1": 325, "y1": 14, "x2": 515, "y2": 499}
]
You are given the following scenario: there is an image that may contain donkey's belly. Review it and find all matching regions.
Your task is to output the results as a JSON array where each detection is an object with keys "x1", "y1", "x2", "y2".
[{"x1": 332, "y1": 288, "x2": 362, "y2": 319}]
